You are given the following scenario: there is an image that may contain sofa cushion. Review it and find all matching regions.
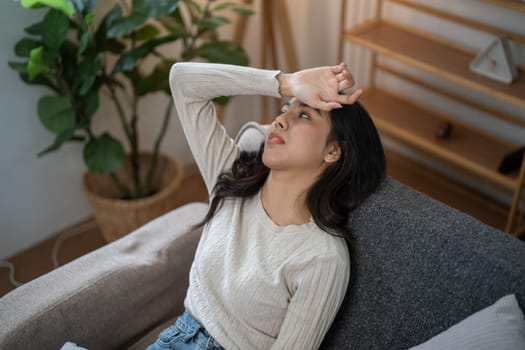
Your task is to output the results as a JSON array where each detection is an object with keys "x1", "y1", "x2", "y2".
[
  {"x1": 409, "y1": 294, "x2": 525, "y2": 350},
  {"x1": 320, "y1": 178, "x2": 525, "y2": 350},
  {"x1": 0, "y1": 203, "x2": 207, "y2": 350}
]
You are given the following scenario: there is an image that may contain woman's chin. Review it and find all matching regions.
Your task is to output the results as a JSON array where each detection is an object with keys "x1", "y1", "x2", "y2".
[{"x1": 262, "y1": 153, "x2": 285, "y2": 170}]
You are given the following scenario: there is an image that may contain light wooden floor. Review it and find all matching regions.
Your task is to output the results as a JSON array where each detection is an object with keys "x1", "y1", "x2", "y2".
[{"x1": 0, "y1": 151, "x2": 521, "y2": 298}]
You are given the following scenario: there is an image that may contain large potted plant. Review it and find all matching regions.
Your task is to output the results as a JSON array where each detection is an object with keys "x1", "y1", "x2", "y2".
[{"x1": 9, "y1": 0, "x2": 252, "y2": 241}]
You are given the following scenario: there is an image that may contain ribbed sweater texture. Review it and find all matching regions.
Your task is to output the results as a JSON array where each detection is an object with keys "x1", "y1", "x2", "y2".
[{"x1": 169, "y1": 62, "x2": 350, "y2": 350}]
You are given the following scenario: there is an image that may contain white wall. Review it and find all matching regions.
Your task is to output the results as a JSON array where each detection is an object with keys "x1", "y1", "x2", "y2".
[{"x1": 1, "y1": 0, "x2": 524, "y2": 259}]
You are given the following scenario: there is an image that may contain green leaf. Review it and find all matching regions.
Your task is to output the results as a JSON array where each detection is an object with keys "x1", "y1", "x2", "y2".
[
  {"x1": 10, "y1": 61, "x2": 60, "y2": 92},
  {"x1": 20, "y1": 0, "x2": 75, "y2": 16},
  {"x1": 85, "y1": 12, "x2": 95, "y2": 26},
  {"x1": 124, "y1": 69, "x2": 147, "y2": 96},
  {"x1": 94, "y1": 7, "x2": 127, "y2": 52},
  {"x1": 194, "y1": 16, "x2": 230, "y2": 30},
  {"x1": 84, "y1": 0, "x2": 97, "y2": 13},
  {"x1": 134, "y1": 0, "x2": 179, "y2": 19},
  {"x1": 28, "y1": 46, "x2": 50, "y2": 81},
  {"x1": 41, "y1": 9, "x2": 69, "y2": 49},
  {"x1": 184, "y1": 0, "x2": 202, "y2": 20},
  {"x1": 213, "y1": 2, "x2": 254, "y2": 16},
  {"x1": 134, "y1": 24, "x2": 160, "y2": 41},
  {"x1": 196, "y1": 41, "x2": 249, "y2": 66},
  {"x1": 83, "y1": 88, "x2": 100, "y2": 118},
  {"x1": 148, "y1": 61, "x2": 172, "y2": 94},
  {"x1": 105, "y1": 0, "x2": 179, "y2": 37},
  {"x1": 37, "y1": 127, "x2": 76, "y2": 157},
  {"x1": 159, "y1": 16, "x2": 190, "y2": 38},
  {"x1": 97, "y1": 37, "x2": 126, "y2": 54},
  {"x1": 8, "y1": 61, "x2": 29, "y2": 74},
  {"x1": 108, "y1": 12, "x2": 148, "y2": 38},
  {"x1": 24, "y1": 21, "x2": 45, "y2": 35},
  {"x1": 232, "y1": 5, "x2": 255, "y2": 16},
  {"x1": 15, "y1": 38, "x2": 42, "y2": 57},
  {"x1": 37, "y1": 95, "x2": 76, "y2": 133},
  {"x1": 213, "y1": 96, "x2": 230, "y2": 105},
  {"x1": 84, "y1": 133, "x2": 125, "y2": 174},
  {"x1": 59, "y1": 39, "x2": 79, "y2": 82},
  {"x1": 73, "y1": 56, "x2": 98, "y2": 95},
  {"x1": 113, "y1": 35, "x2": 177, "y2": 73},
  {"x1": 73, "y1": 0, "x2": 96, "y2": 14},
  {"x1": 126, "y1": 61, "x2": 172, "y2": 96},
  {"x1": 78, "y1": 31, "x2": 89, "y2": 55}
]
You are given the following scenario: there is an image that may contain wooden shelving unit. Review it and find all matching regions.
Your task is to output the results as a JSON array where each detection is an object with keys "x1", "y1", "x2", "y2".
[
  {"x1": 360, "y1": 88, "x2": 519, "y2": 191},
  {"x1": 340, "y1": 0, "x2": 525, "y2": 235},
  {"x1": 344, "y1": 20, "x2": 525, "y2": 112}
]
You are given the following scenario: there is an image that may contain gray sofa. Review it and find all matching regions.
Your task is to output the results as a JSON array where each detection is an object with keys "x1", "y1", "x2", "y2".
[{"x1": 1, "y1": 122, "x2": 525, "y2": 350}]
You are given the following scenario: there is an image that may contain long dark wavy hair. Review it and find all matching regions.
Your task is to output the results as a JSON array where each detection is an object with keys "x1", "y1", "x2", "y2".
[{"x1": 194, "y1": 101, "x2": 385, "y2": 244}]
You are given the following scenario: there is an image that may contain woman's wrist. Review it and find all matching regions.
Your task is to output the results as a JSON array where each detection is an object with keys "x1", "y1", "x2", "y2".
[{"x1": 276, "y1": 73, "x2": 293, "y2": 97}]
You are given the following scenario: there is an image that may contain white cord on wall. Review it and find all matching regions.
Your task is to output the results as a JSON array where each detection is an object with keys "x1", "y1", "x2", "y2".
[
  {"x1": 0, "y1": 220, "x2": 99, "y2": 289},
  {"x1": 51, "y1": 220, "x2": 98, "y2": 268},
  {"x1": 0, "y1": 260, "x2": 23, "y2": 288}
]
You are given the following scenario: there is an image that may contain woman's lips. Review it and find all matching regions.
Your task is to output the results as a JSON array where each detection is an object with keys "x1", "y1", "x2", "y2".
[{"x1": 268, "y1": 132, "x2": 285, "y2": 145}]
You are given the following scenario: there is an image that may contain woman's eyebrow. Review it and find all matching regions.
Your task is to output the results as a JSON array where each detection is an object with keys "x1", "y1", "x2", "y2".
[{"x1": 299, "y1": 102, "x2": 321, "y2": 116}]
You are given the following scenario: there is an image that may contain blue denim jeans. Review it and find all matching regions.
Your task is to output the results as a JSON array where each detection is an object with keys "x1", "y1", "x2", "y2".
[{"x1": 146, "y1": 310, "x2": 226, "y2": 350}]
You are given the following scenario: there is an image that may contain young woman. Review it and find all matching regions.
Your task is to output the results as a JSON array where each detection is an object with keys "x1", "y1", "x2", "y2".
[{"x1": 147, "y1": 62, "x2": 385, "y2": 350}]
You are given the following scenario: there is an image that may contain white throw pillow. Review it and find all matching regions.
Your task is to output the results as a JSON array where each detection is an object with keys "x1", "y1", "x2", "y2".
[{"x1": 409, "y1": 294, "x2": 525, "y2": 350}]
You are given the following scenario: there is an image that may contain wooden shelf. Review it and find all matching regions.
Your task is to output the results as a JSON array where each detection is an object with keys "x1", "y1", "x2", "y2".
[
  {"x1": 385, "y1": 148, "x2": 509, "y2": 232},
  {"x1": 343, "y1": 20, "x2": 525, "y2": 111},
  {"x1": 360, "y1": 87, "x2": 519, "y2": 192},
  {"x1": 482, "y1": 0, "x2": 525, "y2": 12},
  {"x1": 340, "y1": 0, "x2": 525, "y2": 235}
]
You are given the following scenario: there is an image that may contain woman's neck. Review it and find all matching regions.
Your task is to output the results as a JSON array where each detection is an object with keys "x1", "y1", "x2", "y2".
[{"x1": 261, "y1": 170, "x2": 319, "y2": 226}]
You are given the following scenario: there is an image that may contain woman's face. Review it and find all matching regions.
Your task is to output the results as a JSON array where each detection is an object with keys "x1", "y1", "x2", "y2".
[{"x1": 263, "y1": 98, "x2": 339, "y2": 172}]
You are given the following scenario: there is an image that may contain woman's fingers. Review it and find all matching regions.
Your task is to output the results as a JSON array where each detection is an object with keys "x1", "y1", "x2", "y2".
[
  {"x1": 335, "y1": 89, "x2": 363, "y2": 105},
  {"x1": 319, "y1": 101, "x2": 343, "y2": 110},
  {"x1": 335, "y1": 68, "x2": 355, "y2": 91},
  {"x1": 330, "y1": 62, "x2": 347, "y2": 74},
  {"x1": 288, "y1": 63, "x2": 360, "y2": 110},
  {"x1": 316, "y1": 89, "x2": 362, "y2": 111},
  {"x1": 338, "y1": 78, "x2": 354, "y2": 91}
]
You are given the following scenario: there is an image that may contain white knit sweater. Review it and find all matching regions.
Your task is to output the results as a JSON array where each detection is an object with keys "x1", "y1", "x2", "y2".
[{"x1": 169, "y1": 62, "x2": 350, "y2": 350}]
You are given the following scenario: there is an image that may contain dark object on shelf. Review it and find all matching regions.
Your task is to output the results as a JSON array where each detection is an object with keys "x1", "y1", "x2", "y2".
[
  {"x1": 498, "y1": 146, "x2": 525, "y2": 174},
  {"x1": 436, "y1": 121, "x2": 453, "y2": 139}
]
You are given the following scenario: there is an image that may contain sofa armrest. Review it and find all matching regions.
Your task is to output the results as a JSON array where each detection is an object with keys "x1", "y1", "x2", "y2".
[{"x1": 0, "y1": 202, "x2": 208, "y2": 350}]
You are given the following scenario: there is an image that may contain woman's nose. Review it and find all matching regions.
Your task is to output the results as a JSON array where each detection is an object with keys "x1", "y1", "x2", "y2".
[{"x1": 274, "y1": 113, "x2": 288, "y2": 130}]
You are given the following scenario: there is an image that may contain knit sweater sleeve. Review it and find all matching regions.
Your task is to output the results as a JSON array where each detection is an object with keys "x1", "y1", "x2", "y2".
[
  {"x1": 169, "y1": 62, "x2": 281, "y2": 193},
  {"x1": 271, "y1": 254, "x2": 350, "y2": 350}
]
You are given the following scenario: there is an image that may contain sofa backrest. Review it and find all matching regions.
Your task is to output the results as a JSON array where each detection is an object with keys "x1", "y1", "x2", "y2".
[
  {"x1": 321, "y1": 178, "x2": 525, "y2": 349},
  {"x1": 235, "y1": 122, "x2": 525, "y2": 350}
]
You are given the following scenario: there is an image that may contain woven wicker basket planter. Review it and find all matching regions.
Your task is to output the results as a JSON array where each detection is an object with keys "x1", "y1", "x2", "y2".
[{"x1": 82, "y1": 152, "x2": 184, "y2": 242}]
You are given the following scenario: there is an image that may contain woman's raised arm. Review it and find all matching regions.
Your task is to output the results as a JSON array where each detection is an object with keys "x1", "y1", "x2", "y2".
[{"x1": 169, "y1": 62, "x2": 281, "y2": 194}]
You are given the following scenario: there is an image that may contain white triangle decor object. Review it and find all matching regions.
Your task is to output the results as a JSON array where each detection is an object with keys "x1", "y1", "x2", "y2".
[{"x1": 469, "y1": 35, "x2": 518, "y2": 84}]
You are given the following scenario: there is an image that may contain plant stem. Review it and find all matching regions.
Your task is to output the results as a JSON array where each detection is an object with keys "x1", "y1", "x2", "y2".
[
  {"x1": 108, "y1": 84, "x2": 133, "y2": 144},
  {"x1": 129, "y1": 94, "x2": 142, "y2": 197},
  {"x1": 128, "y1": 31, "x2": 143, "y2": 198},
  {"x1": 110, "y1": 172, "x2": 131, "y2": 199},
  {"x1": 185, "y1": 0, "x2": 211, "y2": 54},
  {"x1": 151, "y1": 49, "x2": 171, "y2": 62},
  {"x1": 145, "y1": 99, "x2": 173, "y2": 195}
]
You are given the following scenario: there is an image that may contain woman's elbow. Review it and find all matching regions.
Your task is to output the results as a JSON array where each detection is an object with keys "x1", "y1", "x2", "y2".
[{"x1": 169, "y1": 62, "x2": 191, "y2": 93}]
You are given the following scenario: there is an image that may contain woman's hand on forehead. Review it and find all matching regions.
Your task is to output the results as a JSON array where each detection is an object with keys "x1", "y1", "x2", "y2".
[{"x1": 277, "y1": 63, "x2": 362, "y2": 111}]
